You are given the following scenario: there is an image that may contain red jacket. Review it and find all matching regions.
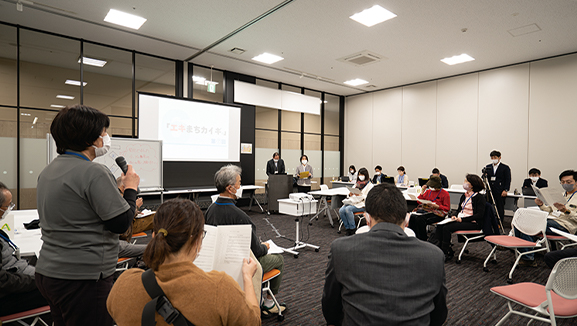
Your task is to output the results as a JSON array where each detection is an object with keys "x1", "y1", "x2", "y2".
[{"x1": 418, "y1": 189, "x2": 451, "y2": 213}]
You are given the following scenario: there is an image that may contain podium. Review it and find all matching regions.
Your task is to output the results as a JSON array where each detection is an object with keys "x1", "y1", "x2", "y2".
[{"x1": 267, "y1": 175, "x2": 293, "y2": 212}]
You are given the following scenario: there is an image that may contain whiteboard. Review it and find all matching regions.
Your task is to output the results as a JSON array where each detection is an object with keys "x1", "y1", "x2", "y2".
[{"x1": 47, "y1": 135, "x2": 163, "y2": 191}]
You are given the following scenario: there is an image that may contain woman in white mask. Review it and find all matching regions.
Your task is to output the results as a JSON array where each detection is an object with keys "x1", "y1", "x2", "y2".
[
  {"x1": 36, "y1": 105, "x2": 141, "y2": 326},
  {"x1": 339, "y1": 168, "x2": 374, "y2": 236},
  {"x1": 348, "y1": 165, "x2": 357, "y2": 183},
  {"x1": 108, "y1": 199, "x2": 261, "y2": 325},
  {"x1": 295, "y1": 154, "x2": 314, "y2": 193}
]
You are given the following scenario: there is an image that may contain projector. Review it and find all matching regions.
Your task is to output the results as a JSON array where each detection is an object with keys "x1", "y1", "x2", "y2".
[{"x1": 289, "y1": 193, "x2": 313, "y2": 201}]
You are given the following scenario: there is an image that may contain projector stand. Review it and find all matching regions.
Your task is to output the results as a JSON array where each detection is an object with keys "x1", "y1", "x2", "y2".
[{"x1": 285, "y1": 214, "x2": 320, "y2": 258}]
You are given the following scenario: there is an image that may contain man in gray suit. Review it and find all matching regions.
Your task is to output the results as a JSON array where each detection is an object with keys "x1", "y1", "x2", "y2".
[{"x1": 322, "y1": 183, "x2": 447, "y2": 326}]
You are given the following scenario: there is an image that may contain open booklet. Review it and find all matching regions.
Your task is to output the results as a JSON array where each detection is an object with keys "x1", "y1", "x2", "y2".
[
  {"x1": 531, "y1": 185, "x2": 566, "y2": 207},
  {"x1": 299, "y1": 171, "x2": 310, "y2": 178},
  {"x1": 407, "y1": 193, "x2": 433, "y2": 205},
  {"x1": 346, "y1": 186, "x2": 362, "y2": 195},
  {"x1": 193, "y1": 224, "x2": 251, "y2": 288}
]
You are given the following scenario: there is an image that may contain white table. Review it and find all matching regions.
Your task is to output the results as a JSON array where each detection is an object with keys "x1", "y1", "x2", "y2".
[
  {"x1": 330, "y1": 181, "x2": 355, "y2": 188},
  {"x1": 156, "y1": 185, "x2": 264, "y2": 211},
  {"x1": 11, "y1": 210, "x2": 42, "y2": 257},
  {"x1": 308, "y1": 188, "x2": 349, "y2": 227}
]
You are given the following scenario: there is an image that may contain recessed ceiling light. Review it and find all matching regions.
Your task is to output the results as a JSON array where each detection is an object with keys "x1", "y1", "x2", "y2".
[
  {"x1": 104, "y1": 9, "x2": 147, "y2": 30},
  {"x1": 78, "y1": 56, "x2": 107, "y2": 67},
  {"x1": 344, "y1": 78, "x2": 369, "y2": 86},
  {"x1": 65, "y1": 80, "x2": 87, "y2": 86},
  {"x1": 350, "y1": 5, "x2": 397, "y2": 27},
  {"x1": 32, "y1": 117, "x2": 38, "y2": 125},
  {"x1": 252, "y1": 53, "x2": 284, "y2": 64},
  {"x1": 56, "y1": 95, "x2": 75, "y2": 100},
  {"x1": 441, "y1": 53, "x2": 475, "y2": 65},
  {"x1": 50, "y1": 104, "x2": 66, "y2": 108}
]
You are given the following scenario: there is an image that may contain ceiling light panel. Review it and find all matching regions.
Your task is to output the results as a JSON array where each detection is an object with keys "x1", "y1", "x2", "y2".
[
  {"x1": 65, "y1": 80, "x2": 87, "y2": 86},
  {"x1": 350, "y1": 5, "x2": 397, "y2": 27},
  {"x1": 441, "y1": 54, "x2": 475, "y2": 65},
  {"x1": 78, "y1": 56, "x2": 107, "y2": 67},
  {"x1": 104, "y1": 9, "x2": 147, "y2": 30},
  {"x1": 344, "y1": 78, "x2": 369, "y2": 86},
  {"x1": 252, "y1": 53, "x2": 284, "y2": 64},
  {"x1": 50, "y1": 104, "x2": 66, "y2": 108},
  {"x1": 56, "y1": 95, "x2": 75, "y2": 100}
]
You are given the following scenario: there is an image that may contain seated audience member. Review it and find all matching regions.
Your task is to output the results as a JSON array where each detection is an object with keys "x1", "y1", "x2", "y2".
[
  {"x1": 295, "y1": 155, "x2": 313, "y2": 193},
  {"x1": 435, "y1": 174, "x2": 486, "y2": 262},
  {"x1": 0, "y1": 182, "x2": 48, "y2": 316},
  {"x1": 515, "y1": 170, "x2": 577, "y2": 266},
  {"x1": 372, "y1": 165, "x2": 387, "y2": 184},
  {"x1": 348, "y1": 165, "x2": 357, "y2": 183},
  {"x1": 395, "y1": 166, "x2": 409, "y2": 186},
  {"x1": 431, "y1": 168, "x2": 449, "y2": 188},
  {"x1": 408, "y1": 176, "x2": 451, "y2": 241},
  {"x1": 107, "y1": 199, "x2": 261, "y2": 325},
  {"x1": 544, "y1": 247, "x2": 577, "y2": 269},
  {"x1": 521, "y1": 168, "x2": 548, "y2": 195},
  {"x1": 339, "y1": 168, "x2": 374, "y2": 236},
  {"x1": 323, "y1": 183, "x2": 447, "y2": 326},
  {"x1": 205, "y1": 165, "x2": 286, "y2": 316},
  {"x1": 117, "y1": 177, "x2": 153, "y2": 234}
]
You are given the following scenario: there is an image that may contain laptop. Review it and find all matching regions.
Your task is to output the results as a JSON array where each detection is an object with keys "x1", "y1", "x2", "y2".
[
  {"x1": 341, "y1": 176, "x2": 350, "y2": 182},
  {"x1": 418, "y1": 178, "x2": 429, "y2": 187}
]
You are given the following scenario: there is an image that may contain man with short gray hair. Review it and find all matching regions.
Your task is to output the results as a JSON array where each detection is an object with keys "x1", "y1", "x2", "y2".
[{"x1": 205, "y1": 165, "x2": 286, "y2": 317}]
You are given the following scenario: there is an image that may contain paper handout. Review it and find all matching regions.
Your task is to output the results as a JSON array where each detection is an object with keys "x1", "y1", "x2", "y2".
[
  {"x1": 265, "y1": 240, "x2": 284, "y2": 254},
  {"x1": 531, "y1": 185, "x2": 566, "y2": 208},
  {"x1": 194, "y1": 224, "x2": 252, "y2": 288},
  {"x1": 299, "y1": 171, "x2": 310, "y2": 178},
  {"x1": 346, "y1": 186, "x2": 362, "y2": 195}
]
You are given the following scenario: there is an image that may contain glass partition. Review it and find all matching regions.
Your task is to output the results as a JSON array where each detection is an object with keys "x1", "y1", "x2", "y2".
[
  {"x1": 0, "y1": 24, "x2": 17, "y2": 106},
  {"x1": 304, "y1": 134, "x2": 321, "y2": 190},
  {"x1": 324, "y1": 135, "x2": 340, "y2": 187},
  {"x1": 192, "y1": 66, "x2": 223, "y2": 103}
]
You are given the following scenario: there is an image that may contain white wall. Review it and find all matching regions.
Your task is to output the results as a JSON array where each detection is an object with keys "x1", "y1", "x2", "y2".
[{"x1": 345, "y1": 53, "x2": 577, "y2": 190}]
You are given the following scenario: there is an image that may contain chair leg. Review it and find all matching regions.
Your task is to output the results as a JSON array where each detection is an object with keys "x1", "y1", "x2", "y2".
[
  {"x1": 483, "y1": 245, "x2": 498, "y2": 271},
  {"x1": 494, "y1": 302, "x2": 514, "y2": 326}
]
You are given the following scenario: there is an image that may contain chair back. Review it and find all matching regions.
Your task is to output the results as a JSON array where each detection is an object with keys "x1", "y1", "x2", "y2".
[
  {"x1": 511, "y1": 208, "x2": 549, "y2": 236},
  {"x1": 546, "y1": 257, "x2": 577, "y2": 300},
  {"x1": 320, "y1": 184, "x2": 329, "y2": 191}
]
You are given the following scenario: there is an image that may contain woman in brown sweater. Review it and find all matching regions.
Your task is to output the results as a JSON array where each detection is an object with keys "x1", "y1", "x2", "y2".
[{"x1": 107, "y1": 199, "x2": 261, "y2": 326}]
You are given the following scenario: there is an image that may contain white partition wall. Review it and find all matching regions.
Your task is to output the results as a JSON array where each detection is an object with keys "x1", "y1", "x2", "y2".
[{"x1": 345, "y1": 53, "x2": 577, "y2": 191}]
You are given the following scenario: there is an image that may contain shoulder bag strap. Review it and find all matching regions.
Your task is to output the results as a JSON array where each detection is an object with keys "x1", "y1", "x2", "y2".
[{"x1": 141, "y1": 269, "x2": 194, "y2": 326}]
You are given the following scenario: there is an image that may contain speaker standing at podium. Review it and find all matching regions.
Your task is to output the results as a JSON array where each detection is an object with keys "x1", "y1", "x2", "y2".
[{"x1": 266, "y1": 152, "x2": 285, "y2": 175}]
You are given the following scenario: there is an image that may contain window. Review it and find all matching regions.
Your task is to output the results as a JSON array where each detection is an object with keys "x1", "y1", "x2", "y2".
[{"x1": 0, "y1": 24, "x2": 17, "y2": 106}]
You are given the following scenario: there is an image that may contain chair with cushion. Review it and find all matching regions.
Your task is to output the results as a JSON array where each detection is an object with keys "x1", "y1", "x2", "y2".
[
  {"x1": 483, "y1": 208, "x2": 551, "y2": 283},
  {"x1": 0, "y1": 306, "x2": 51, "y2": 326},
  {"x1": 490, "y1": 257, "x2": 577, "y2": 326},
  {"x1": 455, "y1": 202, "x2": 500, "y2": 264},
  {"x1": 262, "y1": 269, "x2": 284, "y2": 322}
]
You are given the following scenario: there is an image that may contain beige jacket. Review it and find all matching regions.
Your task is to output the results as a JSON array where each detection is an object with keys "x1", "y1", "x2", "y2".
[{"x1": 540, "y1": 191, "x2": 577, "y2": 234}]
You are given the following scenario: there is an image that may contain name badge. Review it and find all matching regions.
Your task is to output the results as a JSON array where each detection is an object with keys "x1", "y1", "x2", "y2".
[
  {"x1": 491, "y1": 177, "x2": 496, "y2": 181},
  {"x1": 552, "y1": 211, "x2": 561, "y2": 218}
]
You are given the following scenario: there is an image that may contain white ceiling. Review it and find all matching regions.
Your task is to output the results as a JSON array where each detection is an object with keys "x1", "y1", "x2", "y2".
[{"x1": 1, "y1": 0, "x2": 577, "y2": 96}]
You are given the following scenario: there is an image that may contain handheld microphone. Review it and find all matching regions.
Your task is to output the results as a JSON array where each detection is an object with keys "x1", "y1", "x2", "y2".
[
  {"x1": 116, "y1": 156, "x2": 140, "y2": 194},
  {"x1": 115, "y1": 156, "x2": 128, "y2": 175}
]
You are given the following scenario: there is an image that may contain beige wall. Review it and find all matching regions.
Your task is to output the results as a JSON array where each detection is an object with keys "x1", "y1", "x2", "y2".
[{"x1": 345, "y1": 53, "x2": 577, "y2": 191}]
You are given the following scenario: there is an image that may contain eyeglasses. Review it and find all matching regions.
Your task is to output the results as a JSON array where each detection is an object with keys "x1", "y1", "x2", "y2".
[{"x1": 0, "y1": 202, "x2": 15, "y2": 211}]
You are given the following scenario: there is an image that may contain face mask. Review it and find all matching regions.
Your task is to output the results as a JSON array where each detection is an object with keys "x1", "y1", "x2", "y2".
[
  {"x1": 1, "y1": 203, "x2": 14, "y2": 220},
  {"x1": 375, "y1": 171, "x2": 381, "y2": 175},
  {"x1": 562, "y1": 183, "x2": 575, "y2": 192},
  {"x1": 359, "y1": 175, "x2": 365, "y2": 181},
  {"x1": 428, "y1": 187, "x2": 436, "y2": 191},
  {"x1": 274, "y1": 159, "x2": 278, "y2": 163},
  {"x1": 93, "y1": 134, "x2": 111, "y2": 157},
  {"x1": 350, "y1": 170, "x2": 354, "y2": 174},
  {"x1": 230, "y1": 185, "x2": 243, "y2": 199},
  {"x1": 302, "y1": 160, "x2": 307, "y2": 165},
  {"x1": 530, "y1": 177, "x2": 539, "y2": 182},
  {"x1": 492, "y1": 159, "x2": 499, "y2": 164},
  {"x1": 463, "y1": 183, "x2": 472, "y2": 191}
]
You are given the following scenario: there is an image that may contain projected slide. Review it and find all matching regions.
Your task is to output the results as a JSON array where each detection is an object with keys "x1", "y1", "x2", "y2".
[{"x1": 139, "y1": 94, "x2": 241, "y2": 162}]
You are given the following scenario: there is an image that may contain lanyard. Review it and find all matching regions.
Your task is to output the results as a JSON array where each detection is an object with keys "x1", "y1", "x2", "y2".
[
  {"x1": 427, "y1": 190, "x2": 440, "y2": 202},
  {"x1": 0, "y1": 233, "x2": 18, "y2": 250},
  {"x1": 214, "y1": 202, "x2": 235, "y2": 206},
  {"x1": 566, "y1": 191, "x2": 577, "y2": 205},
  {"x1": 461, "y1": 192, "x2": 476, "y2": 210},
  {"x1": 64, "y1": 151, "x2": 90, "y2": 161}
]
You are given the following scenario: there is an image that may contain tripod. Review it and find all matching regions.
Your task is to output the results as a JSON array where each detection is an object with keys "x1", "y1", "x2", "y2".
[{"x1": 482, "y1": 168, "x2": 505, "y2": 232}]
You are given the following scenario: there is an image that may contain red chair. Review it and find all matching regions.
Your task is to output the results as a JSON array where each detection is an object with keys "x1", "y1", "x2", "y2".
[
  {"x1": 453, "y1": 229, "x2": 485, "y2": 264},
  {"x1": 262, "y1": 269, "x2": 284, "y2": 322},
  {"x1": 0, "y1": 306, "x2": 51, "y2": 326},
  {"x1": 491, "y1": 257, "x2": 577, "y2": 326}
]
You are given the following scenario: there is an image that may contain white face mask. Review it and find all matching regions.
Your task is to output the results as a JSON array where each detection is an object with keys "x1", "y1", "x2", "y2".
[
  {"x1": 1, "y1": 203, "x2": 15, "y2": 220},
  {"x1": 230, "y1": 185, "x2": 243, "y2": 199},
  {"x1": 301, "y1": 160, "x2": 307, "y2": 165},
  {"x1": 375, "y1": 171, "x2": 381, "y2": 175},
  {"x1": 274, "y1": 159, "x2": 278, "y2": 163},
  {"x1": 530, "y1": 176, "x2": 539, "y2": 182},
  {"x1": 359, "y1": 175, "x2": 365, "y2": 181},
  {"x1": 93, "y1": 134, "x2": 111, "y2": 157},
  {"x1": 428, "y1": 187, "x2": 436, "y2": 191},
  {"x1": 463, "y1": 183, "x2": 472, "y2": 191},
  {"x1": 492, "y1": 159, "x2": 499, "y2": 164}
]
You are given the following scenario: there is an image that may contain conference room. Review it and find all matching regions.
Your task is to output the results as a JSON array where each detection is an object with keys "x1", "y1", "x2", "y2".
[{"x1": 1, "y1": 0, "x2": 577, "y2": 325}]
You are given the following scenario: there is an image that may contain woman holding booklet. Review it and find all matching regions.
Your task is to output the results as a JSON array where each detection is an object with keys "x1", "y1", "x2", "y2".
[
  {"x1": 408, "y1": 176, "x2": 451, "y2": 241},
  {"x1": 435, "y1": 174, "x2": 486, "y2": 262},
  {"x1": 295, "y1": 154, "x2": 314, "y2": 193},
  {"x1": 107, "y1": 199, "x2": 261, "y2": 326},
  {"x1": 339, "y1": 168, "x2": 374, "y2": 236}
]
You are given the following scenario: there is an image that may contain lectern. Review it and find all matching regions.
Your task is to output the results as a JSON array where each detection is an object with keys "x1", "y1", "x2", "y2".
[{"x1": 267, "y1": 174, "x2": 293, "y2": 212}]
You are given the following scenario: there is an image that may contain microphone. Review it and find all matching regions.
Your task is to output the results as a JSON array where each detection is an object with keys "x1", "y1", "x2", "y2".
[
  {"x1": 116, "y1": 156, "x2": 140, "y2": 194},
  {"x1": 115, "y1": 156, "x2": 128, "y2": 174}
]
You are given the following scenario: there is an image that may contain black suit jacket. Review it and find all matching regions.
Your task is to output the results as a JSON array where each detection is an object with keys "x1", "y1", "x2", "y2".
[
  {"x1": 522, "y1": 178, "x2": 548, "y2": 195},
  {"x1": 322, "y1": 222, "x2": 447, "y2": 326},
  {"x1": 484, "y1": 163, "x2": 511, "y2": 193},
  {"x1": 371, "y1": 174, "x2": 387, "y2": 184},
  {"x1": 429, "y1": 174, "x2": 449, "y2": 188},
  {"x1": 266, "y1": 158, "x2": 285, "y2": 175}
]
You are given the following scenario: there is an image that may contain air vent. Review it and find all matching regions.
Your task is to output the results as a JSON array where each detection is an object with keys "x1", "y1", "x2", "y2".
[
  {"x1": 229, "y1": 47, "x2": 246, "y2": 55},
  {"x1": 337, "y1": 50, "x2": 386, "y2": 67},
  {"x1": 365, "y1": 85, "x2": 377, "y2": 88}
]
